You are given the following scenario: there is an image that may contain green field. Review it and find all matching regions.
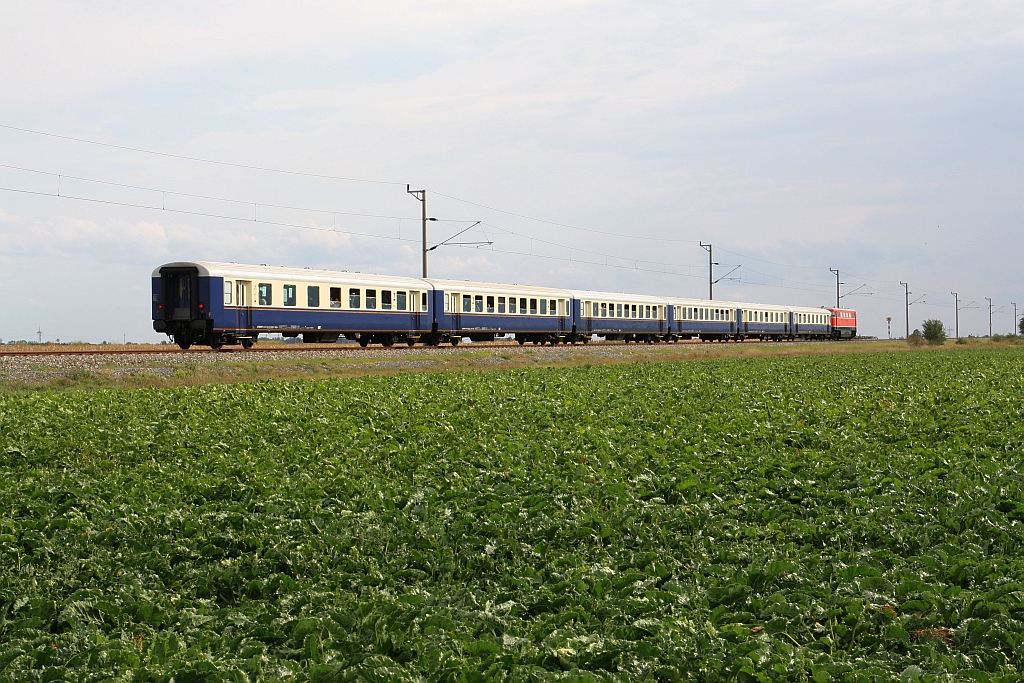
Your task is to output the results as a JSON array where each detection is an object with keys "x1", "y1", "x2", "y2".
[{"x1": 1, "y1": 348, "x2": 1023, "y2": 681}]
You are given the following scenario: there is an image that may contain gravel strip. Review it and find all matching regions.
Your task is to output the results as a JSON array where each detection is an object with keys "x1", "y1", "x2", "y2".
[{"x1": 0, "y1": 343, "x2": 620, "y2": 385}]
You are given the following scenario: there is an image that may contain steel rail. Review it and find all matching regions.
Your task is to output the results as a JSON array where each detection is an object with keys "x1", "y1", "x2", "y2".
[{"x1": 0, "y1": 337, "x2": 870, "y2": 358}]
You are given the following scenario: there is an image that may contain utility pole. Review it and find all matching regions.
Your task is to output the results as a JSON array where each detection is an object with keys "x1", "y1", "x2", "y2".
[
  {"x1": 951, "y1": 292, "x2": 959, "y2": 339},
  {"x1": 1013, "y1": 302, "x2": 1018, "y2": 335},
  {"x1": 886, "y1": 317, "x2": 891, "y2": 339},
  {"x1": 986, "y1": 297, "x2": 993, "y2": 337},
  {"x1": 700, "y1": 242, "x2": 716, "y2": 300},
  {"x1": 900, "y1": 282, "x2": 910, "y2": 339},
  {"x1": 37, "y1": 328, "x2": 41, "y2": 344},
  {"x1": 830, "y1": 268, "x2": 842, "y2": 308},
  {"x1": 406, "y1": 185, "x2": 436, "y2": 278}
]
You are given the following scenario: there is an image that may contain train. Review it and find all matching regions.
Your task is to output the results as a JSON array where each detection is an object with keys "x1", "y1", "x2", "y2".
[{"x1": 152, "y1": 261, "x2": 857, "y2": 349}]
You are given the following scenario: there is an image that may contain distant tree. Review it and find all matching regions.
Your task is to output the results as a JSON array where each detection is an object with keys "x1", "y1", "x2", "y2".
[
  {"x1": 921, "y1": 319, "x2": 946, "y2": 345},
  {"x1": 1020, "y1": 316, "x2": 1024, "y2": 336}
]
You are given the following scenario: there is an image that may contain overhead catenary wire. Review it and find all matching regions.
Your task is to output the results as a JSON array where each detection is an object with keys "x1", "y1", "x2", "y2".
[
  {"x1": 0, "y1": 123, "x2": 403, "y2": 186},
  {"x1": 3, "y1": 126, "x2": 1009, "y2": 311},
  {"x1": 2, "y1": 122, "x2": 703, "y2": 244},
  {"x1": 0, "y1": 186, "x2": 418, "y2": 244}
]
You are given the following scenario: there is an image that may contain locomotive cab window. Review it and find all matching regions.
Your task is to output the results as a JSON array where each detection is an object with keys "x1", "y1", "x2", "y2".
[
  {"x1": 307, "y1": 286, "x2": 320, "y2": 307},
  {"x1": 258, "y1": 283, "x2": 272, "y2": 306},
  {"x1": 224, "y1": 280, "x2": 232, "y2": 305},
  {"x1": 348, "y1": 288, "x2": 359, "y2": 308}
]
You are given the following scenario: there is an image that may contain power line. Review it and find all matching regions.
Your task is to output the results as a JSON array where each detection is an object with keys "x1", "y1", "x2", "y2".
[
  {"x1": 0, "y1": 183, "x2": 707, "y2": 278},
  {"x1": 2, "y1": 123, "x2": 704, "y2": 245},
  {"x1": 429, "y1": 189, "x2": 701, "y2": 243},
  {"x1": 0, "y1": 123, "x2": 403, "y2": 186},
  {"x1": 0, "y1": 186, "x2": 416, "y2": 244},
  {"x1": 0, "y1": 162, "x2": 411, "y2": 221}
]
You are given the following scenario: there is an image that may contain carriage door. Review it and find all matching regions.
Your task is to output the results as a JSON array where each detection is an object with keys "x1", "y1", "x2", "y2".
[
  {"x1": 451, "y1": 293, "x2": 461, "y2": 332},
  {"x1": 410, "y1": 290, "x2": 421, "y2": 333},
  {"x1": 559, "y1": 299, "x2": 566, "y2": 333},
  {"x1": 235, "y1": 281, "x2": 251, "y2": 330}
]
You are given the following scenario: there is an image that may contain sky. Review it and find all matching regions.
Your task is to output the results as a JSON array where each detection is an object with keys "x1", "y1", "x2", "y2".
[{"x1": 0, "y1": 0, "x2": 1021, "y2": 342}]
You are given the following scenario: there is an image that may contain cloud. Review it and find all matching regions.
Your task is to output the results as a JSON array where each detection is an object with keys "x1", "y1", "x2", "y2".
[{"x1": 0, "y1": 210, "x2": 169, "y2": 261}]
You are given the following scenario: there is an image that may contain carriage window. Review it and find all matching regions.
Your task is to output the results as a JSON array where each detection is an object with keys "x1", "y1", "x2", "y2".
[
  {"x1": 540, "y1": 299, "x2": 548, "y2": 315},
  {"x1": 366, "y1": 289, "x2": 377, "y2": 309},
  {"x1": 530, "y1": 299, "x2": 538, "y2": 315},
  {"x1": 592, "y1": 302, "x2": 599, "y2": 316},
  {"x1": 381, "y1": 290, "x2": 392, "y2": 310},
  {"x1": 224, "y1": 280, "x2": 233, "y2": 305},
  {"x1": 498, "y1": 296, "x2": 505, "y2": 313},
  {"x1": 487, "y1": 296, "x2": 495, "y2": 313},
  {"x1": 258, "y1": 283, "x2": 272, "y2": 306},
  {"x1": 550, "y1": 300, "x2": 557, "y2": 315},
  {"x1": 397, "y1": 291, "x2": 407, "y2": 311},
  {"x1": 462, "y1": 295, "x2": 471, "y2": 313},
  {"x1": 283, "y1": 285, "x2": 296, "y2": 307},
  {"x1": 520, "y1": 298, "x2": 527, "y2": 314},
  {"x1": 616, "y1": 303, "x2": 622, "y2": 317},
  {"x1": 600, "y1": 303, "x2": 607, "y2": 317},
  {"x1": 508, "y1": 297, "x2": 516, "y2": 313},
  {"x1": 348, "y1": 288, "x2": 359, "y2": 308},
  {"x1": 474, "y1": 295, "x2": 484, "y2": 313},
  {"x1": 422, "y1": 293, "x2": 428, "y2": 312},
  {"x1": 331, "y1": 288, "x2": 342, "y2": 308},
  {"x1": 307, "y1": 286, "x2": 320, "y2": 307}
]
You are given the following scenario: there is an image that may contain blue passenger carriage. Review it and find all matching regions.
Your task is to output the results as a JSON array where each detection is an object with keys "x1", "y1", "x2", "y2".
[
  {"x1": 153, "y1": 262, "x2": 433, "y2": 349},
  {"x1": 429, "y1": 280, "x2": 572, "y2": 345},
  {"x1": 668, "y1": 299, "x2": 738, "y2": 341},
  {"x1": 572, "y1": 290, "x2": 673, "y2": 343}
]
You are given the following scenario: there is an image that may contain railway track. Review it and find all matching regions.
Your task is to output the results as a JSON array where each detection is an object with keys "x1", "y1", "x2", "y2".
[{"x1": 0, "y1": 338, "x2": 863, "y2": 358}]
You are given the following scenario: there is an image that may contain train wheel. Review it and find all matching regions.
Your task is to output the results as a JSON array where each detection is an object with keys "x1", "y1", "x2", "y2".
[
  {"x1": 358, "y1": 337, "x2": 369, "y2": 348},
  {"x1": 517, "y1": 338, "x2": 525, "y2": 346},
  {"x1": 175, "y1": 334, "x2": 192, "y2": 350},
  {"x1": 407, "y1": 338, "x2": 416, "y2": 347},
  {"x1": 450, "y1": 337, "x2": 460, "y2": 346},
  {"x1": 382, "y1": 336, "x2": 394, "y2": 347},
  {"x1": 240, "y1": 338, "x2": 254, "y2": 350},
  {"x1": 210, "y1": 339, "x2": 223, "y2": 350}
]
